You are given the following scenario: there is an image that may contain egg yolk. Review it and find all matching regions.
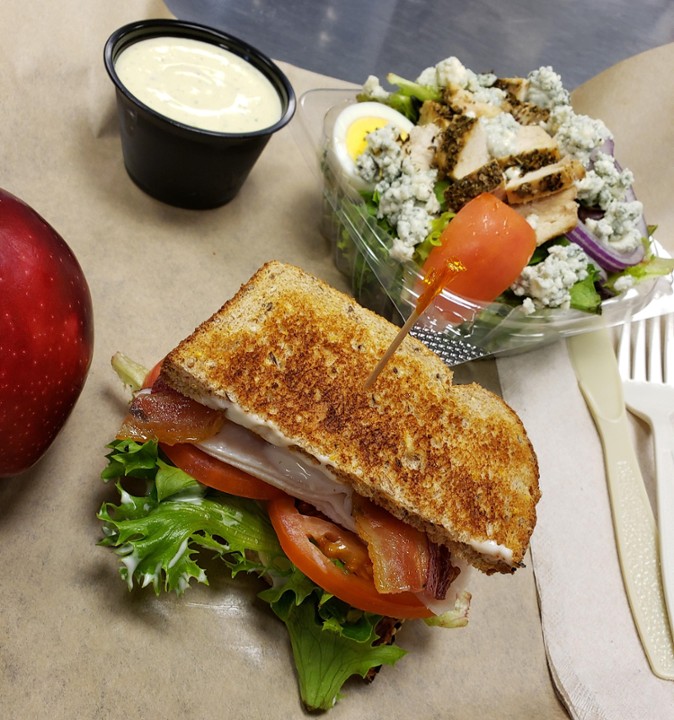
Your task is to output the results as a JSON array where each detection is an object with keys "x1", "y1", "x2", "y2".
[{"x1": 345, "y1": 117, "x2": 391, "y2": 161}]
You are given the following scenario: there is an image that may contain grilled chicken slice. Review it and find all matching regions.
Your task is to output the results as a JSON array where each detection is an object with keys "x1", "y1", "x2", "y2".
[
  {"x1": 443, "y1": 161, "x2": 504, "y2": 211},
  {"x1": 497, "y1": 125, "x2": 561, "y2": 173},
  {"x1": 513, "y1": 187, "x2": 580, "y2": 245},
  {"x1": 443, "y1": 87, "x2": 503, "y2": 119},
  {"x1": 434, "y1": 116, "x2": 491, "y2": 179},
  {"x1": 504, "y1": 97, "x2": 550, "y2": 126},
  {"x1": 494, "y1": 77, "x2": 528, "y2": 102},
  {"x1": 418, "y1": 99, "x2": 454, "y2": 130},
  {"x1": 505, "y1": 158, "x2": 585, "y2": 204}
]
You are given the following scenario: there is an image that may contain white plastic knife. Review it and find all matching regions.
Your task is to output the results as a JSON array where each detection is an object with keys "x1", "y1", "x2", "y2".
[{"x1": 567, "y1": 322, "x2": 674, "y2": 679}]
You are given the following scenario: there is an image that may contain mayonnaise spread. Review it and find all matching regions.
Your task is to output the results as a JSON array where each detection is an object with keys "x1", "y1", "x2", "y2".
[{"x1": 114, "y1": 36, "x2": 282, "y2": 133}]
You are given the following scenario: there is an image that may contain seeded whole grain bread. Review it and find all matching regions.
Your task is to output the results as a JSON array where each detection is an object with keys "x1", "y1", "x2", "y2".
[{"x1": 161, "y1": 261, "x2": 540, "y2": 574}]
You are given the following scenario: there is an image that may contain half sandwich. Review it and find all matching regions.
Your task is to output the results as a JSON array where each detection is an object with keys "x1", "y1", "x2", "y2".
[{"x1": 101, "y1": 260, "x2": 540, "y2": 709}]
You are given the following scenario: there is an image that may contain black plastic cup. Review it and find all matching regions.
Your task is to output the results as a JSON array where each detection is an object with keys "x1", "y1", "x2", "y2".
[{"x1": 104, "y1": 19, "x2": 296, "y2": 209}]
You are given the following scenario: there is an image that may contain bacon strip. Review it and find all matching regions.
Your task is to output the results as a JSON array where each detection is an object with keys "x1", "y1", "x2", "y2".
[
  {"x1": 352, "y1": 495, "x2": 430, "y2": 594},
  {"x1": 426, "y1": 542, "x2": 460, "y2": 600},
  {"x1": 117, "y1": 376, "x2": 226, "y2": 445}
]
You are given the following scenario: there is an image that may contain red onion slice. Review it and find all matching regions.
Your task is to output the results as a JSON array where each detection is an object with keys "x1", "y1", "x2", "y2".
[{"x1": 567, "y1": 220, "x2": 645, "y2": 272}]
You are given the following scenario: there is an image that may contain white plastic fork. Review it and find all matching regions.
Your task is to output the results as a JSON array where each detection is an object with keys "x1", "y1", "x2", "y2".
[{"x1": 617, "y1": 312, "x2": 674, "y2": 641}]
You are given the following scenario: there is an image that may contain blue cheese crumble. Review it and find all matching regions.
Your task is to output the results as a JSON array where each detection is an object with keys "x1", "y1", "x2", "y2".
[
  {"x1": 584, "y1": 199, "x2": 644, "y2": 253},
  {"x1": 480, "y1": 112, "x2": 520, "y2": 158},
  {"x1": 417, "y1": 56, "x2": 505, "y2": 106},
  {"x1": 357, "y1": 124, "x2": 440, "y2": 262},
  {"x1": 525, "y1": 66, "x2": 570, "y2": 109},
  {"x1": 546, "y1": 105, "x2": 612, "y2": 167},
  {"x1": 356, "y1": 124, "x2": 405, "y2": 185},
  {"x1": 574, "y1": 150, "x2": 644, "y2": 252},
  {"x1": 361, "y1": 74, "x2": 390, "y2": 102},
  {"x1": 511, "y1": 244, "x2": 591, "y2": 311},
  {"x1": 576, "y1": 152, "x2": 635, "y2": 208}
]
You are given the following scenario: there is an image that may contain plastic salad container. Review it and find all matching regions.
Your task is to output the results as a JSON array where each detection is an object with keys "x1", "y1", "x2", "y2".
[{"x1": 293, "y1": 87, "x2": 672, "y2": 360}]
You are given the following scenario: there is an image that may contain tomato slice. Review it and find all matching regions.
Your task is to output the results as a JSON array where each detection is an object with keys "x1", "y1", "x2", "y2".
[
  {"x1": 268, "y1": 495, "x2": 432, "y2": 618},
  {"x1": 421, "y1": 193, "x2": 536, "y2": 320},
  {"x1": 352, "y1": 495, "x2": 429, "y2": 594},
  {"x1": 160, "y1": 442, "x2": 284, "y2": 501},
  {"x1": 142, "y1": 360, "x2": 163, "y2": 389}
]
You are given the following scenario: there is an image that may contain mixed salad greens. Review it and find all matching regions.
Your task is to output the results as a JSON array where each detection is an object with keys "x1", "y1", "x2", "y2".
[{"x1": 323, "y1": 57, "x2": 674, "y2": 338}]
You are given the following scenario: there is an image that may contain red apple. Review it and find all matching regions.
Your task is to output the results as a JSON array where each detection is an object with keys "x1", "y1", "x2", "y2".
[{"x1": 0, "y1": 188, "x2": 94, "y2": 477}]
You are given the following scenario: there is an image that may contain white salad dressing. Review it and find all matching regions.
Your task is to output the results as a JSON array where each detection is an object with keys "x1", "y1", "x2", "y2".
[{"x1": 114, "y1": 36, "x2": 282, "y2": 133}]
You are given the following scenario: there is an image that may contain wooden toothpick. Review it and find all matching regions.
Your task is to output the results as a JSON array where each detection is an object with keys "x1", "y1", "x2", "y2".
[{"x1": 364, "y1": 260, "x2": 465, "y2": 389}]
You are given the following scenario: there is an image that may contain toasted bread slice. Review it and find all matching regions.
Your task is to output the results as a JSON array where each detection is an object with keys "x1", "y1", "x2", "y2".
[{"x1": 161, "y1": 261, "x2": 540, "y2": 573}]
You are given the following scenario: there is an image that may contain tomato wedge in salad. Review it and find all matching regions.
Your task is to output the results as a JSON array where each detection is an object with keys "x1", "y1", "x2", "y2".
[
  {"x1": 421, "y1": 192, "x2": 536, "y2": 320},
  {"x1": 160, "y1": 442, "x2": 284, "y2": 500},
  {"x1": 268, "y1": 495, "x2": 433, "y2": 619}
]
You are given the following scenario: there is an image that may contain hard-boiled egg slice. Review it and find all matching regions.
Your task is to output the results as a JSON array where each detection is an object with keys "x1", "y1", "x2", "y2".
[{"x1": 331, "y1": 102, "x2": 414, "y2": 190}]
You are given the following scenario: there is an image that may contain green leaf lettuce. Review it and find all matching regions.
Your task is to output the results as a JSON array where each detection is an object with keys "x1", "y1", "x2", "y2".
[{"x1": 97, "y1": 439, "x2": 409, "y2": 711}]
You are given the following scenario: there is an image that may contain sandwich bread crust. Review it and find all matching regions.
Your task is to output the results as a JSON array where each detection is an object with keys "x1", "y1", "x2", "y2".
[{"x1": 161, "y1": 261, "x2": 540, "y2": 573}]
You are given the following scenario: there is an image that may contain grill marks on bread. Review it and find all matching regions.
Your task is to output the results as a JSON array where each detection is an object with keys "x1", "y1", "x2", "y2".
[{"x1": 162, "y1": 262, "x2": 540, "y2": 573}]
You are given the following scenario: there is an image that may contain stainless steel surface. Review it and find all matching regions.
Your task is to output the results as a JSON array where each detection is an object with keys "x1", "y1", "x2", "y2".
[{"x1": 164, "y1": 0, "x2": 674, "y2": 88}]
